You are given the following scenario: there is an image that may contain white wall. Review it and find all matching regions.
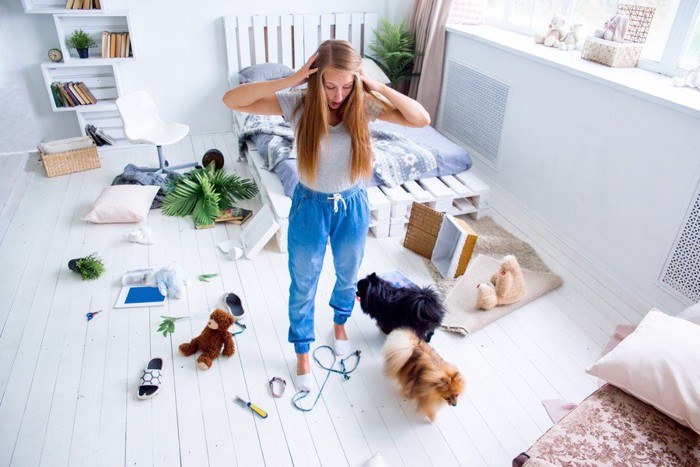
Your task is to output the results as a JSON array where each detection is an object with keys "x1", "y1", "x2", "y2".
[
  {"x1": 443, "y1": 32, "x2": 700, "y2": 313},
  {"x1": 0, "y1": 0, "x2": 413, "y2": 153}
]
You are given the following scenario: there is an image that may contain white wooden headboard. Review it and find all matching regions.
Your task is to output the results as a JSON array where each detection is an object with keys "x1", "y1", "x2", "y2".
[{"x1": 224, "y1": 13, "x2": 378, "y2": 86}]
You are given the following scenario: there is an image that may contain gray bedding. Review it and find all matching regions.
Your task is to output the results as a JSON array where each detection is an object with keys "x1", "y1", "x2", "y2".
[{"x1": 238, "y1": 114, "x2": 472, "y2": 198}]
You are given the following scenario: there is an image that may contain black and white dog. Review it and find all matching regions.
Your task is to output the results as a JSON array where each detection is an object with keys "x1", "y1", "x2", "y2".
[{"x1": 356, "y1": 272, "x2": 445, "y2": 342}]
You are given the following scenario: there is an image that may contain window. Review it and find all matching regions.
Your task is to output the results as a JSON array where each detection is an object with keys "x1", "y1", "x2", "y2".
[{"x1": 450, "y1": 0, "x2": 700, "y2": 75}]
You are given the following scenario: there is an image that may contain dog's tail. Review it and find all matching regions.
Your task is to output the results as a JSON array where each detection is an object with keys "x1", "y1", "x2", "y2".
[
  {"x1": 383, "y1": 328, "x2": 419, "y2": 377},
  {"x1": 409, "y1": 287, "x2": 446, "y2": 324}
]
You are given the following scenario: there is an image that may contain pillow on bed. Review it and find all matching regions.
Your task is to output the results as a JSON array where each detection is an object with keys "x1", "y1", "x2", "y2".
[
  {"x1": 677, "y1": 301, "x2": 700, "y2": 325},
  {"x1": 586, "y1": 308, "x2": 700, "y2": 434},
  {"x1": 239, "y1": 63, "x2": 294, "y2": 84}
]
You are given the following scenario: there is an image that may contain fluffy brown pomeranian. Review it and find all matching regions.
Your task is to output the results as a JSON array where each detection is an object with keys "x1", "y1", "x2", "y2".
[{"x1": 383, "y1": 328, "x2": 465, "y2": 421}]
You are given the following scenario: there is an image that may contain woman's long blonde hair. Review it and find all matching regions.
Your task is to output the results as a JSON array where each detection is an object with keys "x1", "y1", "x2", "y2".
[{"x1": 294, "y1": 40, "x2": 386, "y2": 187}]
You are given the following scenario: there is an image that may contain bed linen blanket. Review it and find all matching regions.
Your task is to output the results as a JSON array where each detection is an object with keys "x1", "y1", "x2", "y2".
[{"x1": 238, "y1": 114, "x2": 437, "y2": 188}]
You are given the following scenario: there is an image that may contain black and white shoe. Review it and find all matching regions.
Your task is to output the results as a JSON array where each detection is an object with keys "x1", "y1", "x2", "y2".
[{"x1": 222, "y1": 292, "x2": 245, "y2": 321}]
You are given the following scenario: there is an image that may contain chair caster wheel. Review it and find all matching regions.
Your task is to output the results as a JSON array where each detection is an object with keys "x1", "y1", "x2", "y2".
[{"x1": 202, "y1": 148, "x2": 224, "y2": 170}]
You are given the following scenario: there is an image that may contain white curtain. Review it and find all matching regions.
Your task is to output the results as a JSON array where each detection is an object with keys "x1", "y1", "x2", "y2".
[{"x1": 407, "y1": 0, "x2": 455, "y2": 124}]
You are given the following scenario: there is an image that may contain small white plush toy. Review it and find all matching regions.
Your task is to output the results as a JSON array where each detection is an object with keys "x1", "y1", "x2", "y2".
[
  {"x1": 534, "y1": 13, "x2": 567, "y2": 48},
  {"x1": 559, "y1": 23, "x2": 582, "y2": 51},
  {"x1": 672, "y1": 56, "x2": 700, "y2": 90},
  {"x1": 126, "y1": 226, "x2": 156, "y2": 245},
  {"x1": 595, "y1": 13, "x2": 629, "y2": 42},
  {"x1": 148, "y1": 264, "x2": 188, "y2": 299}
]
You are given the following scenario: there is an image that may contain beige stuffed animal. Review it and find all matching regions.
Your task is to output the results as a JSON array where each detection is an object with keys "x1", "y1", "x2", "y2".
[
  {"x1": 559, "y1": 23, "x2": 582, "y2": 51},
  {"x1": 534, "y1": 14, "x2": 566, "y2": 48},
  {"x1": 595, "y1": 13, "x2": 629, "y2": 42},
  {"x1": 476, "y1": 255, "x2": 527, "y2": 310}
]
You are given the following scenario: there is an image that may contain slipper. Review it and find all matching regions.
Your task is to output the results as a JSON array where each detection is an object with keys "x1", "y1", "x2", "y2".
[
  {"x1": 333, "y1": 338, "x2": 352, "y2": 357},
  {"x1": 295, "y1": 372, "x2": 313, "y2": 392},
  {"x1": 222, "y1": 292, "x2": 245, "y2": 321},
  {"x1": 137, "y1": 358, "x2": 163, "y2": 400}
]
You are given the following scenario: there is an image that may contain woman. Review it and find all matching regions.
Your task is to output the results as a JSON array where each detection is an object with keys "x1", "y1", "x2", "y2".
[{"x1": 223, "y1": 40, "x2": 430, "y2": 391}]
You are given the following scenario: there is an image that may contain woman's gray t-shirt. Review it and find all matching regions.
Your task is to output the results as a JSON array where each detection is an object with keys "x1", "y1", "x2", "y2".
[{"x1": 275, "y1": 90, "x2": 381, "y2": 194}]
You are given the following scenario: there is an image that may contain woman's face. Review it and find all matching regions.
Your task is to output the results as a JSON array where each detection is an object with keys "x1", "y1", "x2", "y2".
[{"x1": 322, "y1": 68, "x2": 355, "y2": 111}]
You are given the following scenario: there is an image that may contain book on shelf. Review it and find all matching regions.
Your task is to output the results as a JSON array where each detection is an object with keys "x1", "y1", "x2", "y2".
[
  {"x1": 101, "y1": 31, "x2": 109, "y2": 58},
  {"x1": 50, "y1": 81, "x2": 97, "y2": 108}
]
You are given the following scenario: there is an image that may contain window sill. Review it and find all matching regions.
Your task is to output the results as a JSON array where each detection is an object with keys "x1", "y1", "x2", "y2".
[{"x1": 446, "y1": 24, "x2": 700, "y2": 119}]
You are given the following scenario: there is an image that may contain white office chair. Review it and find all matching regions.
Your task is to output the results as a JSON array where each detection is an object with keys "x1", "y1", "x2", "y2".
[{"x1": 115, "y1": 91, "x2": 198, "y2": 174}]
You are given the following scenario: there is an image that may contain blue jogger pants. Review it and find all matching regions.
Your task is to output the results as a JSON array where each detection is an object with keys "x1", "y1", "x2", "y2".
[{"x1": 287, "y1": 182, "x2": 370, "y2": 354}]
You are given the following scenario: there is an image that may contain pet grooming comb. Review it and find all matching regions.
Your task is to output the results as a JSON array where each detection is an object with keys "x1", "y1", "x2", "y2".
[{"x1": 234, "y1": 395, "x2": 268, "y2": 418}]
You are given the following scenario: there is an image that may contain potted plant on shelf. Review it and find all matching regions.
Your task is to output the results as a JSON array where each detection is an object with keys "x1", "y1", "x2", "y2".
[
  {"x1": 68, "y1": 252, "x2": 106, "y2": 280},
  {"x1": 66, "y1": 29, "x2": 97, "y2": 59},
  {"x1": 366, "y1": 19, "x2": 419, "y2": 91},
  {"x1": 162, "y1": 163, "x2": 258, "y2": 227}
]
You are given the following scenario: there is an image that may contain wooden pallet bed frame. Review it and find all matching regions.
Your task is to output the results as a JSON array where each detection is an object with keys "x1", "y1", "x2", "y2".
[{"x1": 224, "y1": 13, "x2": 490, "y2": 253}]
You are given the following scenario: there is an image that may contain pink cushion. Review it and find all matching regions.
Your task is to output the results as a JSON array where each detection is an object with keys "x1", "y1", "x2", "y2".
[
  {"x1": 83, "y1": 185, "x2": 159, "y2": 223},
  {"x1": 586, "y1": 308, "x2": 700, "y2": 434}
]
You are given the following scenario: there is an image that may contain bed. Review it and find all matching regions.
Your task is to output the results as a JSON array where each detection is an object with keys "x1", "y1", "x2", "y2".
[{"x1": 224, "y1": 13, "x2": 490, "y2": 252}]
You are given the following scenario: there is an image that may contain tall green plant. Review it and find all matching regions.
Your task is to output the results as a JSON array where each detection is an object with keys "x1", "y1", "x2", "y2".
[
  {"x1": 162, "y1": 165, "x2": 258, "y2": 226},
  {"x1": 367, "y1": 19, "x2": 418, "y2": 89}
]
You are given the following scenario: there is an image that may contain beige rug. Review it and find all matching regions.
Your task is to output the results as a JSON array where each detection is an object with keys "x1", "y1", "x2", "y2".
[{"x1": 440, "y1": 254, "x2": 563, "y2": 335}]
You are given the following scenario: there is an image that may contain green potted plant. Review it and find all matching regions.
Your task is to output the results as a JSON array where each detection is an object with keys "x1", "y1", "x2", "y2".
[
  {"x1": 367, "y1": 19, "x2": 419, "y2": 90},
  {"x1": 66, "y1": 29, "x2": 97, "y2": 59},
  {"x1": 68, "y1": 252, "x2": 106, "y2": 280},
  {"x1": 162, "y1": 164, "x2": 258, "y2": 227}
]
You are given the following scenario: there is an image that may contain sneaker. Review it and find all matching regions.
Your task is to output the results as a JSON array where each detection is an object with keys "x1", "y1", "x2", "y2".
[{"x1": 222, "y1": 292, "x2": 245, "y2": 321}]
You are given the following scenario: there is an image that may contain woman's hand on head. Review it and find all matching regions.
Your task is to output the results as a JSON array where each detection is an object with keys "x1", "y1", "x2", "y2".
[
  {"x1": 359, "y1": 65, "x2": 384, "y2": 93},
  {"x1": 289, "y1": 53, "x2": 318, "y2": 87}
]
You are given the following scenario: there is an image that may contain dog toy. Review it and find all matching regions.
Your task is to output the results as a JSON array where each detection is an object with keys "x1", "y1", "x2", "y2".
[
  {"x1": 148, "y1": 264, "x2": 188, "y2": 299},
  {"x1": 179, "y1": 309, "x2": 236, "y2": 370},
  {"x1": 126, "y1": 226, "x2": 156, "y2": 245},
  {"x1": 476, "y1": 255, "x2": 527, "y2": 310}
]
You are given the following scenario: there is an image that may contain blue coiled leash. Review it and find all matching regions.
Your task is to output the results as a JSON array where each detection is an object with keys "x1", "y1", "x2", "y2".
[{"x1": 292, "y1": 345, "x2": 361, "y2": 412}]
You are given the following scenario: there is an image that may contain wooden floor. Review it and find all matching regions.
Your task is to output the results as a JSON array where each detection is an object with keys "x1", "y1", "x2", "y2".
[{"x1": 0, "y1": 133, "x2": 647, "y2": 467}]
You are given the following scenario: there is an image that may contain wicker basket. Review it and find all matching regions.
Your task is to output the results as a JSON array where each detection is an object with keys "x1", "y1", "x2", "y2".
[
  {"x1": 403, "y1": 202, "x2": 478, "y2": 278},
  {"x1": 404, "y1": 202, "x2": 445, "y2": 258},
  {"x1": 39, "y1": 144, "x2": 100, "y2": 177}
]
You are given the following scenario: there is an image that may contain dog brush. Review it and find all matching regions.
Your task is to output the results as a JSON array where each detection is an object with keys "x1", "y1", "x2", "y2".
[{"x1": 234, "y1": 395, "x2": 267, "y2": 418}]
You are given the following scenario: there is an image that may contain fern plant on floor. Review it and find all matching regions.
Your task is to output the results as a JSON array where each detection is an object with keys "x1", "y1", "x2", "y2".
[{"x1": 162, "y1": 165, "x2": 258, "y2": 226}]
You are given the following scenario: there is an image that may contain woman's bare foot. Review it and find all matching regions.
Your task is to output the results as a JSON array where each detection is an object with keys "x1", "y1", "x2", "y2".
[
  {"x1": 334, "y1": 323, "x2": 348, "y2": 341},
  {"x1": 297, "y1": 352, "x2": 310, "y2": 375}
]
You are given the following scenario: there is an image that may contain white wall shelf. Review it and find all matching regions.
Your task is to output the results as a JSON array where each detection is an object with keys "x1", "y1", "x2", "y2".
[
  {"x1": 41, "y1": 62, "x2": 121, "y2": 112},
  {"x1": 54, "y1": 11, "x2": 135, "y2": 62},
  {"x1": 22, "y1": 0, "x2": 107, "y2": 14}
]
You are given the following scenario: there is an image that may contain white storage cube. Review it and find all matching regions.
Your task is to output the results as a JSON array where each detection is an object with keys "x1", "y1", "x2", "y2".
[
  {"x1": 379, "y1": 185, "x2": 413, "y2": 219},
  {"x1": 389, "y1": 218, "x2": 406, "y2": 237},
  {"x1": 367, "y1": 186, "x2": 391, "y2": 221},
  {"x1": 370, "y1": 222, "x2": 390, "y2": 238}
]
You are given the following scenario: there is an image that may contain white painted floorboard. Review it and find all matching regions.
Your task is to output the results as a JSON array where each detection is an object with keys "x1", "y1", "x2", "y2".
[{"x1": 0, "y1": 133, "x2": 647, "y2": 467}]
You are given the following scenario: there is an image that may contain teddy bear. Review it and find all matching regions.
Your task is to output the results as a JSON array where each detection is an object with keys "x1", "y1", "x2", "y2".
[
  {"x1": 147, "y1": 263, "x2": 187, "y2": 299},
  {"x1": 559, "y1": 23, "x2": 582, "y2": 51},
  {"x1": 595, "y1": 13, "x2": 629, "y2": 42},
  {"x1": 179, "y1": 309, "x2": 236, "y2": 370},
  {"x1": 534, "y1": 13, "x2": 566, "y2": 48},
  {"x1": 672, "y1": 56, "x2": 700, "y2": 90},
  {"x1": 476, "y1": 255, "x2": 527, "y2": 310}
]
